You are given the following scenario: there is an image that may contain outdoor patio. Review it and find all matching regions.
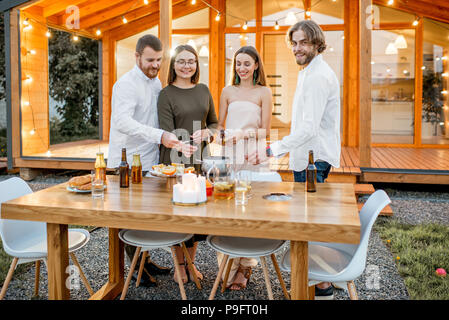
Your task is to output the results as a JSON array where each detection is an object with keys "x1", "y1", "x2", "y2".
[{"x1": 1, "y1": 173, "x2": 448, "y2": 300}]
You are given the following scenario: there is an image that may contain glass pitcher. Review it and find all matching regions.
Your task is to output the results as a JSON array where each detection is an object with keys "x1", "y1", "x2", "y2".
[{"x1": 206, "y1": 161, "x2": 235, "y2": 200}]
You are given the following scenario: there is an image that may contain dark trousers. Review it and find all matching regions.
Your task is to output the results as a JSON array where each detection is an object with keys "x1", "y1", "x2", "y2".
[{"x1": 293, "y1": 161, "x2": 332, "y2": 183}]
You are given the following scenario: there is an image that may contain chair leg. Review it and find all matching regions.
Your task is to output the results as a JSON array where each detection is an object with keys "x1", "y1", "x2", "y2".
[
  {"x1": 34, "y1": 260, "x2": 41, "y2": 297},
  {"x1": 69, "y1": 252, "x2": 94, "y2": 296},
  {"x1": 0, "y1": 257, "x2": 19, "y2": 300},
  {"x1": 181, "y1": 242, "x2": 201, "y2": 290},
  {"x1": 221, "y1": 258, "x2": 234, "y2": 293},
  {"x1": 136, "y1": 251, "x2": 148, "y2": 288},
  {"x1": 260, "y1": 256, "x2": 274, "y2": 300},
  {"x1": 347, "y1": 281, "x2": 358, "y2": 300},
  {"x1": 209, "y1": 254, "x2": 229, "y2": 300},
  {"x1": 171, "y1": 246, "x2": 187, "y2": 300},
  {"x1": 120, "y1": 246, "x2": 142, "y2": 300},
  {"x1": 270, "y1": 254, "x2": 290, "y2": 300}
]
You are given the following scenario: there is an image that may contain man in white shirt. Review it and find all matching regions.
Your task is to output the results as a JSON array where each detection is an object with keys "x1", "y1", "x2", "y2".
[
  {"x1": 107, "y1": 34, "x2": 196, "y2": 286},
  {"x1": 248, "y1": 20, "x2": 340, "y2": 299}
]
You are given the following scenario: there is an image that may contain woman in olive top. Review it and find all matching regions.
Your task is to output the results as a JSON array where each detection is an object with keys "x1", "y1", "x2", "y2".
[{"x1": 157, "y1": 44, "x2": 218, "y2": 284}]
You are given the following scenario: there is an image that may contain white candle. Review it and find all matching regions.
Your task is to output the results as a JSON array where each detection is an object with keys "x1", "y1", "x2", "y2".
[
  {"x1": 183, "y1": 190, "x2": 197, "y2": 204},
  {"x1": 182, "y1": 173, "x2": 197, "y2": 190},
  {"x1": 173, "y1": 184, "x2": 184, "y2": 203}
]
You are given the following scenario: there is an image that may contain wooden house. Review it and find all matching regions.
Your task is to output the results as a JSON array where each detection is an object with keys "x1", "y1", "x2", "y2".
[{"x1": 2, "y1": 0, "x2": 449, "y2": 184}]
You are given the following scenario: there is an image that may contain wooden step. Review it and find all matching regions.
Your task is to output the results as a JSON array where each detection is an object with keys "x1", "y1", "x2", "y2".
[
  {"x1": 354, "y1": 183, "x2": 375, "y2": 195},
  {"x1": 357, "y1": 202, "x2": 393, "y2": 216}
]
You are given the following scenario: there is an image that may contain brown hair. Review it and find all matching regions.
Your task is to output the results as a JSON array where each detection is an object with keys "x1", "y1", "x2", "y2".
[
  {"x1": 230, "y1": 46, "x2": 267, "y2": 86},
  {"x1": 167, "y1": 45, "x2": 200, "y2": 85},
  {"x1": 136, "y1": 34, "x2": 162, "y2": 55},
  {"x1": 287, "y1": 20, "x2": 327, "y2": 53}
]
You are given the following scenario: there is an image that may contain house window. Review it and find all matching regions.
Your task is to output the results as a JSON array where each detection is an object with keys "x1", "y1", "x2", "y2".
[{"x1": 421, "y1": 18, "x2": 449, "y2": 145}]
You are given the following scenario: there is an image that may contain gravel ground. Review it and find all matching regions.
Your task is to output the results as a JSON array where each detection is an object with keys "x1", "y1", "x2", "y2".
[{"x1": 1, "y1": 173, "x2": 448, "y2": 300}]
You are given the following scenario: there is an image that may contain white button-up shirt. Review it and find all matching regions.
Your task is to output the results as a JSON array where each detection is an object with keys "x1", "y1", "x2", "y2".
[
  {"x1": 270, "y1": 54, "x2": 341, "y2": 172},
  {"x1": 107, "y1": 64, "x2": 164, "y2": 171}
]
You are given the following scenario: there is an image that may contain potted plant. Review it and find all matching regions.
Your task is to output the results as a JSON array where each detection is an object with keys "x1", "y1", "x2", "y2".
[{"x1": 422, "y1": 71, "x2": 444, "y2": 137}]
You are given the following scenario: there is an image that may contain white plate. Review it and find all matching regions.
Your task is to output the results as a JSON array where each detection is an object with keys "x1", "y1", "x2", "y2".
[
  {"x1": 149, "y1": 170, "x2": 178, "y2": 178},
  {"x1": 66, "y1": 185, "x2": 106, "y2": 193}
]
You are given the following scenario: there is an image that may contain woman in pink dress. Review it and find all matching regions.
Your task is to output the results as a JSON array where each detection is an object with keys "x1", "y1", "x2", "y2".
[{"x1": 216, "y1": 46, "x2": 273, "y2": 290}]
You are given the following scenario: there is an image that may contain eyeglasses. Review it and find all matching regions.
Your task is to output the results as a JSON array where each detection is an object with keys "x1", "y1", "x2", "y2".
[{"x1": 175, "y1": 60, "x2": 197, "y2": 66}]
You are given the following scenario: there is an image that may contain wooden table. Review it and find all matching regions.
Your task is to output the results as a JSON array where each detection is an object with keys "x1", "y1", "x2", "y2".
[{"x1": 1, "y1": 176, "x2": 360, "y2": 300}]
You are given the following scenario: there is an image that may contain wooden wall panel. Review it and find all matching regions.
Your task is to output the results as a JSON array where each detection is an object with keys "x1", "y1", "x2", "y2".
[
  {"x1": 209, "y1": 0, "x2": 225, "y2": 115},
  {"x1": 359, "y1": 0, "x2": 372, "y2": 166},
  {"x1": 20, "y1": 9, "x2": 49, "y2": 156}
]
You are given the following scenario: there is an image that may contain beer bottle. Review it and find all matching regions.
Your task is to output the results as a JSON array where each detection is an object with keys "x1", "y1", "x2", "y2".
[
  {"x1": 306, "y1": 150, "x2": 317, "y2": 193},
  {"x1": 220, "y1": 129, "x2": 226, "y2": 157},
  {"x1": 95, "y1": 152, "x2": 107, "y2": 185},
  {"x1": 119, "y1": 148, "x2": 129, "y2": 188},
  {"x1": 131, "y1": 154, "x2": 142, "y2": 184}
]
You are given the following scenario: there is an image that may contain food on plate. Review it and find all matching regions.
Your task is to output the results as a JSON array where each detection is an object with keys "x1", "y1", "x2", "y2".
[
  {"x1": 152, "y1": 164, "x2": 164, "y2": 174},
  {"x1": 76, "y1": 182, "x2": 92, "y2": 191},
  {"x1": 184, "y1": 167, "x2": 195, "y2": 174},
  {"x1": 69, "y1": 175, "x2": 91, "y2": 188},
  {"x1": 161, "y1": 165, "x2": 176, "y2": 176}
]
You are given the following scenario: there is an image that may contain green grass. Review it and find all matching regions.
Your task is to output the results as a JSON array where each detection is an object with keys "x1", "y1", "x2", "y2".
[{"x1": 375, "y1": 217, "x2": 449, "y2": 300}]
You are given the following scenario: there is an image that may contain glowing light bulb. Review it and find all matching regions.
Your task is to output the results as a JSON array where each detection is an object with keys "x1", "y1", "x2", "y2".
[
  {"x1": 242, "y1": 21, "x2": 248, "y2": 30},
  {"x1": 46, "y1": 30, "x2": 51, "y2": 37},
  {"x1": 73, "y1": 35, "x2": 79, "y2": 41},
  {"x1": 22, "y1": 101, "x2": 30, "y2": 107},
  {"x1": 305, "y1": 11, "x2": 311, "y2": 17},
  {"x1": 30, "y1": 129, "x2": 36, "y2": 135},
  {"x1": 387, "y1": 0, "x2": 394, "y2": 5},
  {"x1": 122, "y1": 16, "x2": 128, "y2": 24},
  {"x1": 442, "y1": 73, "x2": 448, "y2": 77},
  {"x1": 191, "y1": 0, "x2": 196, "y2": 4},
  {"x1": 215, "y1": 13, "x2": 221, "y2": 21},
  {"x1": 274, "y1": 21, "x2": 280, "y2": 30},
  {"x1": 412, "y1": 19, "x2": 419, "y2": 26},
  {"x1": 144, "y1": 0, "x2": 149, "y2": 4},
  {"x1": 46, "y1": 150, "x2": 52, "y2": 157},
  {"x1": 96, "y1": 29, "x2": 101, "y2": 36}
]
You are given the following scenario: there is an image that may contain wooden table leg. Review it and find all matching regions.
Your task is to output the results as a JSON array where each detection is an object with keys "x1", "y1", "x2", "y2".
[
  {"x1": 89, "y1": 228, "x2": 124, "y2": 300},
  {"x1": 46, "y1": 223, "x2": 70, "y2": 300},
  {"x1": 290, "y1": 240, "x2": 309, "y2": 300}
]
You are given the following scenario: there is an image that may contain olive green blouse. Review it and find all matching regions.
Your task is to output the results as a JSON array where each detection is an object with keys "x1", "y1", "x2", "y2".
[{"x1": 157, "y1": 83, "x2": 218, "y2": 167}]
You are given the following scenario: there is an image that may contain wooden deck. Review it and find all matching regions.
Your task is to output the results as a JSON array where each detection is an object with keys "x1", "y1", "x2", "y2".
[
  {"x1": 18, "y1": 141, "x2": 449, "y2": 184},
  {"x1": 273, "y1": 147, "x2": 449, "y2": 184}
]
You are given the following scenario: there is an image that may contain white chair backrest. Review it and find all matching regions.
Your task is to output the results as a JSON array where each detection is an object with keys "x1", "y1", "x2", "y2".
[
  {"x1": 0, "y1": 177, "x2": 46, "y2": 247},
  {"x1": 245, "y1": 171, "x2": 282, "y2": 182},
  {"x1": 346, "y1": 190, "x2": 391, "y2": 276}
]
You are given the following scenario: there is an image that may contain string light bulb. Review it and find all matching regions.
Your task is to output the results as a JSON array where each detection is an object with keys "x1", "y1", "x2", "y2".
[
  {"x1": 46, "y1": 30, "x2": 51, "y2": 37},
  {"x1": 96, "y1": 29, "x2": 101, "y2": 36},
  {"x1": 30, "y1": 129, "x2": 36, "y2": 135},
  {"x1": 305, "y1": 11, "x2": 311, "y2": 18},
  {"x1": 23, "y1": 18, "x2": 29, "y2": 26},
  {"x1": 144, "y1": 0, "x2": 149, "y2": 4},
  {"x1": 73, "y1": 34, "x2": 79, "y2": 41},
  {"x1": 274, "y1": 21, "x2": 280, "y2": 30},
  {"x1": 191, "y1": 0, "x2": 196, "y2": 4},
  {"x1": 387, "y1": 0, "x2": 394, "y2": 5},
  {"x1": 122, "y1": 16, "x2": 128, "y2": 24},
  {"x1": 242, "y1": 21, "x2": 248, "y2": 30},
  {"x1": 412, "y1": 18, "x2": 419, "y2": 26},
  {"x1": 215, "y1": 12, "x2": 221, "y2": 21}
]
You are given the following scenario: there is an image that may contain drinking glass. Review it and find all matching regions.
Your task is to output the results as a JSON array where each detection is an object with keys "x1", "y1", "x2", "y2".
[
  {"x1": 235, "y1": 178, "x2": 249, "y2": 205},
  {"x1": 91, "y1": 170, "x2": 104, "y2": 199},
  {"x1": 237, "y1": 170, "x2": 252, "y2": 199}
]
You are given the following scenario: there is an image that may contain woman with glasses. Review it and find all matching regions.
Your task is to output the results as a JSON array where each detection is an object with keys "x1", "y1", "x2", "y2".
[
  {"x1": 216, "y1": 46, "x2": 273, "y2": 291},
  {"x1": 158, "y1": 44, "x2": 218, "y2": 285}
]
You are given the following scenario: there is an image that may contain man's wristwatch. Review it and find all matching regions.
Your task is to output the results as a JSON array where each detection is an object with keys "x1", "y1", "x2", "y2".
[{"x1": 266, "y1": 146, "x2": 273, "y2": 157}]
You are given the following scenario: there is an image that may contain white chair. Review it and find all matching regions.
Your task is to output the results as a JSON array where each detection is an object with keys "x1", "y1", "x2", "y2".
[
  {"x1": 207, "y1": 171, "x2": 290, "y2": 300},
  {"x1": 118, "y1": 230, "x2": 200, "y2": 300},
  {"x1": 0, "y1": 177, "x2": 93, "y2": 299},
  {"x1": 279, "y1": 189, "x2": 391, "y2": 300}
]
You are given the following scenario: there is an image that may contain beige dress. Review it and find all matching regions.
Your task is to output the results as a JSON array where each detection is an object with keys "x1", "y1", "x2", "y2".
[{"x1": 218, "y1": 100, "x2": 266, "y2": 286}]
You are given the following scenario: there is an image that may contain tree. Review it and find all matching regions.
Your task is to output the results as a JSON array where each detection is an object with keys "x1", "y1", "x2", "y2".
[{"x1": 48, "y1": 29, "x2": 99, "y2": 139}]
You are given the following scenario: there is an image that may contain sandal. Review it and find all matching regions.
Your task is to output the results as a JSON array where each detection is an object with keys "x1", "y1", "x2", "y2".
[
  {"x1": 173, "y1": 262, "x2": 189, "y2": 284},
  {"x1": 186, "y1": 262, "x2": 204, "y2": 282},
  {"x1": 229, "y1": 266, "x2": 252, "y2": 290}
]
